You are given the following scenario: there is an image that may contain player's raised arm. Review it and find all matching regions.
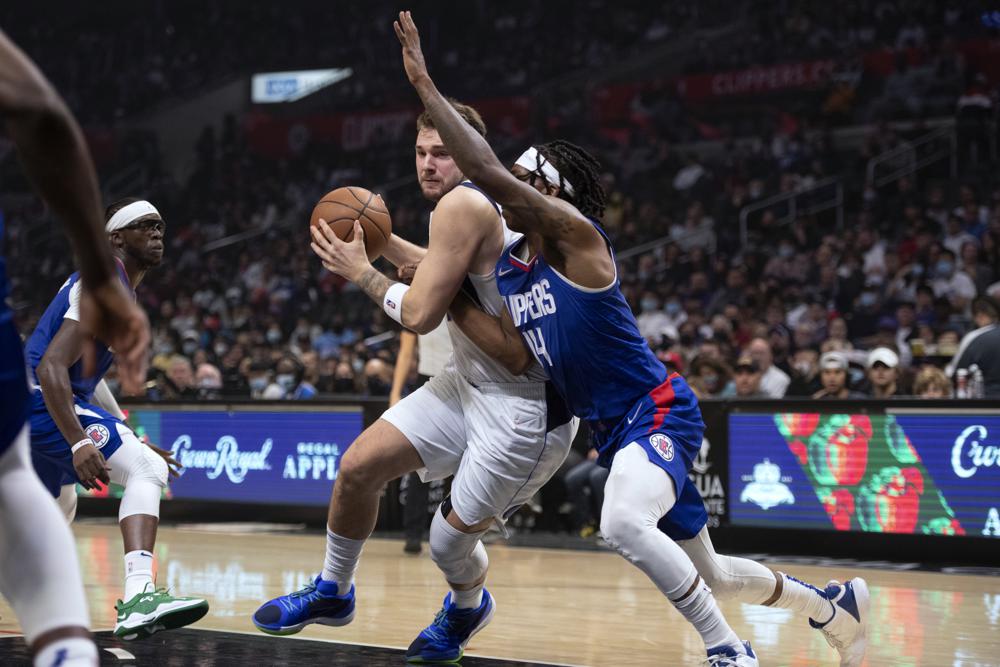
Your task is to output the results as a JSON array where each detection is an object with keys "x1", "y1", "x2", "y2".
[
  {"x1": 394, "y1": 12, "x2": 587, "y2": 242},
  {"x1": 0, "y1": 29, "x2": 149, "y2": 393}
]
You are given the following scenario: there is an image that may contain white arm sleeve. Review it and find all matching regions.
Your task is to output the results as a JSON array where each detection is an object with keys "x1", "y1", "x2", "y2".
[
  {"x1": 92, "y1": 379, "x2": 126, "y2": 420},
  {"x1": 63, "y1": 282, "x2": 83, "y2": 322}
]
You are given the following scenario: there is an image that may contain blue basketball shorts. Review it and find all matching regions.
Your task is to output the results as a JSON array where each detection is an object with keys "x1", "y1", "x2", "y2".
[
  {"x1": 28, "y1": 390, "x2": 126, "y2": 497},
  {"x1": 591, "y1": 373, "x2": 708, "y2": 541}
]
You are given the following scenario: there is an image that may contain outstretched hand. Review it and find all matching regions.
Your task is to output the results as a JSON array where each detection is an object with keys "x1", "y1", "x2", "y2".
[
  {"x1": 394, "y1": 11, "x2": 430, "y2": 85},
  {"x1": 310, "y1": 219, "x2": 371, "y2": 282},
  {"x1": 142, "y1": 435, "x2": 182, "y2": 479}
]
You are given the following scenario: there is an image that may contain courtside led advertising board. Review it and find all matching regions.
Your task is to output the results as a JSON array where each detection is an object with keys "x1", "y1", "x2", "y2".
[{"x1": 730, "y1": 410, "x2": 1000, "y2": 538}]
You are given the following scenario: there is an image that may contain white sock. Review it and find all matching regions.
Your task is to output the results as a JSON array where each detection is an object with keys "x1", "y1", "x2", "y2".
[
  {"x1": 321, "y1": 528, "x2": 365, "y2": 592},
  {"x1": 774, "y1": 572, "x2": 834, "y2": 624},
  {"x1": 674, "y1": 577, "x2": 744, "y2": 652},
  {"x1": 451, "y1": 584, "x2": 484, "y2": 610},
  {"x1": 123, "y1": 550, "x2": 154, "y2": 601},
  {"x1": 34, "y1": 637, "x2": 98, "y2": 667}
]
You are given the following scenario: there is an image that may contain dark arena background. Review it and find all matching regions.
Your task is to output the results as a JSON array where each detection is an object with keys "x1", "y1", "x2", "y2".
[{"x1": 1, "y1": 2, "x2": 999, "y2": 666}]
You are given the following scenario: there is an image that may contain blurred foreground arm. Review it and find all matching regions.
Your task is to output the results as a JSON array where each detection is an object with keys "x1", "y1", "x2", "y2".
[{"x1": 0, "y1": 30, "x2": 149, "y2": 393}]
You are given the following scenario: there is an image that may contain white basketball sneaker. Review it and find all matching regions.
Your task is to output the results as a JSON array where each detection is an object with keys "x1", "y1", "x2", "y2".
[
  {"x1": 812, "y1": 577, "x2": 870, "y2": 667},
  {"x1": 704, "y1": 641, "x2": 759, "y2": 666}
]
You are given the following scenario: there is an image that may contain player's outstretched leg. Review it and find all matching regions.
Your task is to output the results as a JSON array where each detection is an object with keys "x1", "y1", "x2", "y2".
[
  {"x1": 406, "y1": 501, "x2": 495, "y2": 664},
  {"x1": 253, "y1": 420, "x2": 423, "y2": 635},
  {"x1": 678, "y1": 527, "x2": 869, "y2": 667},
  {"x1": 601, "y1": 444, "x2": 758, "y2": 666},
  {"x1": 0, "y1": 429, "x2": 98, "y2": 667},
  {"x1": 106, "y1": 428, "x2": 208, "y2": 640}
]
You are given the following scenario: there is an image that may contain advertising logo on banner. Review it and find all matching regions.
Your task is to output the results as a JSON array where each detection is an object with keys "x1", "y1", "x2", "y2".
[
  {"x1": 115, "y1": 408, "x2": 364, "y2": 506},
  {"x1": 691, "y1": 401, "x2": 728, "y2": 527},
  {"x1": 730, "y1": 411, "x2": 999, "y2": 538}
]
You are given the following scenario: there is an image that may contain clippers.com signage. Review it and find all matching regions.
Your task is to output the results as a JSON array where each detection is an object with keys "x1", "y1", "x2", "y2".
[
  {"x1": 730, "y1": 411, "x2": 1000, "y2": 538},
  {"x1": 127, "y1": 407, "x2": 363, "y2": 505}
]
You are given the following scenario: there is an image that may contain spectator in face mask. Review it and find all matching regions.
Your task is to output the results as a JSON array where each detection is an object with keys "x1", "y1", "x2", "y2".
[
  {"x1": 246, "y1": 361, "x2": 273, "y2": 399},
  {"x1": 931, "y1": 249, "x2": 976, "y2": 311},
  {"x1": 636, "y1": 291, "x2": 676, "y2": 345},
  {"x1": 786, "y1": 347, "x2": 822, "y2": 396},
  {"x1": 689, "y1": 355, "x2": 732, "y2": 397},
  {"x1": 332, "y1": 361, "x2": 358, "y2": 394},
  {"x1": 269, "y1": 356, "x2": 317, "y2": 400},
  {"x1": 195, "y1": 362, "x2": 223, "y2": 399},
  {"x1": 364, "y1": 358, "x2": 393, "y2": 396},
  {"x1": 181, "y1": 329, "x2": 201, "y2": 357}
]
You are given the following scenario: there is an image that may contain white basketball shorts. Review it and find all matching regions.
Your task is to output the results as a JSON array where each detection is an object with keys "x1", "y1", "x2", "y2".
[{"x1": 381, "y1": 367, "x2": 577, "y2": 526}]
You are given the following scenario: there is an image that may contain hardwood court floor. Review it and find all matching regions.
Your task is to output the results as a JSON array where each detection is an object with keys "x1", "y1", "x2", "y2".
[{"x1": 1, "y1": 521, "x2": 998, "y2": 666}]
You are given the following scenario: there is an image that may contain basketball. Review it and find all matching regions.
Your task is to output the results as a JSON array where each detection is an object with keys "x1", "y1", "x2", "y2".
[{"x1": 310, "y1": 186, "x2": 391, "y2": 260}]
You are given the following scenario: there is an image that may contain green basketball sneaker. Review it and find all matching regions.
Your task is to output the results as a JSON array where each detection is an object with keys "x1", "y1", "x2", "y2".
[{"x1": 114, "y1": 584, "x2": 209, "y2": 640}]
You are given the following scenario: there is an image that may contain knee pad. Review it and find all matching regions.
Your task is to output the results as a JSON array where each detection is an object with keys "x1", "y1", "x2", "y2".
[
  {"x1": 57, "y1": 484, "x2": 78, "y2": 523},
  {"x1": 429, "y1": 503, "x2": 488, "y2": 586},
  {"x1": 111, "y1": 431, "x2": 167, "y2": 521}
]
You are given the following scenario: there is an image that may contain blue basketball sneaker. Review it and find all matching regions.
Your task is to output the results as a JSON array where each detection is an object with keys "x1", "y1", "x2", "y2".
[
  {"x1": 812, "y1": 577, "x2": 869, "y2": 667},
  {"x1": 704, "y1": 641, "x2": 758, "y2": 666},
  {"x1": 406, "y1": 589, "x2": 496, "y2": 664},
  {"x1": 252, "y1": 575, "x2": 355, "y2": 635}
]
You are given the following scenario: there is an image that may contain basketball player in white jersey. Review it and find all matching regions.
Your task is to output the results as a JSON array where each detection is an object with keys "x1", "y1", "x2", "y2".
[
  {"x1": 253, "y1": 102, "x2": 577, "y2": 664},
  {"x1": 0, "y1": 29, "x2": 150, "y2": 667},
  {"x1": 390, "y1": 323, "x2": 453, "y2": 555}
]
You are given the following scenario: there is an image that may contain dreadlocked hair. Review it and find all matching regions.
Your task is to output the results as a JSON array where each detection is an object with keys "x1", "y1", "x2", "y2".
[{"x1": 536, "y1": 140, "x2": 607, "y2": 219}]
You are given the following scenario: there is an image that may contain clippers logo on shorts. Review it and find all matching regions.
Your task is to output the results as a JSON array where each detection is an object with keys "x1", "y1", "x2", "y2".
[
  {"x1": 650, "y1": 433, "x2": 674, "y2": 462},
  {"x1": 87, "y1": 424, "x2": 111, "y2": 449}
]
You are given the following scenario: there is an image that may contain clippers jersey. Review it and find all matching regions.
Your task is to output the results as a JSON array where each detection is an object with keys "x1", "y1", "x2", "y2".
[
  {"x1": 496, "y1": 221, "x2": 667, "y2": 422},
  {"x1": 25, "y1": 260, "x2": 131, "y2": 402},
  {"x1": 442, "y1": 182, "x2": 546, "y2": 385}
]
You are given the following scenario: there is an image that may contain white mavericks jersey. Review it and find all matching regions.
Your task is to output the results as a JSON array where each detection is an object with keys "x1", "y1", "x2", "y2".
[
  {"x1": 417, "y1": 321, "x2": 452, "y2": 378},
  {"x1": 440, "y1": 181, "x2": 546, "y2": 385}
]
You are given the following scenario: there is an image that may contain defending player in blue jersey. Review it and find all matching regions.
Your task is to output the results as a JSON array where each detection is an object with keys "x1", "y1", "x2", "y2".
[
  {"x1": 397, "y1": 12, "x2": 869, "y2": 667},
  {"x1": 26, "y1": 198, "x2": 208, "y2": 641},
  {"x1": 0, "y1": 28, "x2": 152, "y2": 667}
]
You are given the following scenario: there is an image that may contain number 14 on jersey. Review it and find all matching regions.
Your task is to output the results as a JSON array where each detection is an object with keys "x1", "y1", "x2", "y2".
[{"x1": 523, "y1": 328, "x2": 553, "y2": 367}]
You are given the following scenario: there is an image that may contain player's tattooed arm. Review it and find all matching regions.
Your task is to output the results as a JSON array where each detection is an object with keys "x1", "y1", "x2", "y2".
[
  {"x1": 354, "y1": 265, "x2": 394, "y2": 304},
  {"x1": 394, "y1": 11, "x2": 585, "y2": 242},
  {"x1": 448, "y1": 291, "x2": 533, "y2": 376}
]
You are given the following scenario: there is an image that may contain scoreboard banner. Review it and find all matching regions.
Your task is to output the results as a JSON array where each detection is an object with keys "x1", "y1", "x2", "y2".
[
  {"x1": 80, "y1": 406, "x2": 364, "y2": 506},
  {"x1": 729, "y1": 410, "x2": 1000, "y2": 538}
]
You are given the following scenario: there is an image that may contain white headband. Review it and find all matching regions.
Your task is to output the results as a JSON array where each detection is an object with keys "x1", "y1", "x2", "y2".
[
  {"x1": 106, "y1": 200, "x2": 160, "y2": 233},
  {"x1": 514, "y1": 146, "x2": 575, "y2": 196}
]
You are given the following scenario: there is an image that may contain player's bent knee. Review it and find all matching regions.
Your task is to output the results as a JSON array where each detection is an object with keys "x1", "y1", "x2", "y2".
[
  {"x1": 336, "y1": 446, "x2": 382, "y2": 494},
  {"x1": 148, "y1": 447, "x2": 169, "y2": 487},
  {"x1": 428, "y1": 503, "x2": 489, "y2": 585}
]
